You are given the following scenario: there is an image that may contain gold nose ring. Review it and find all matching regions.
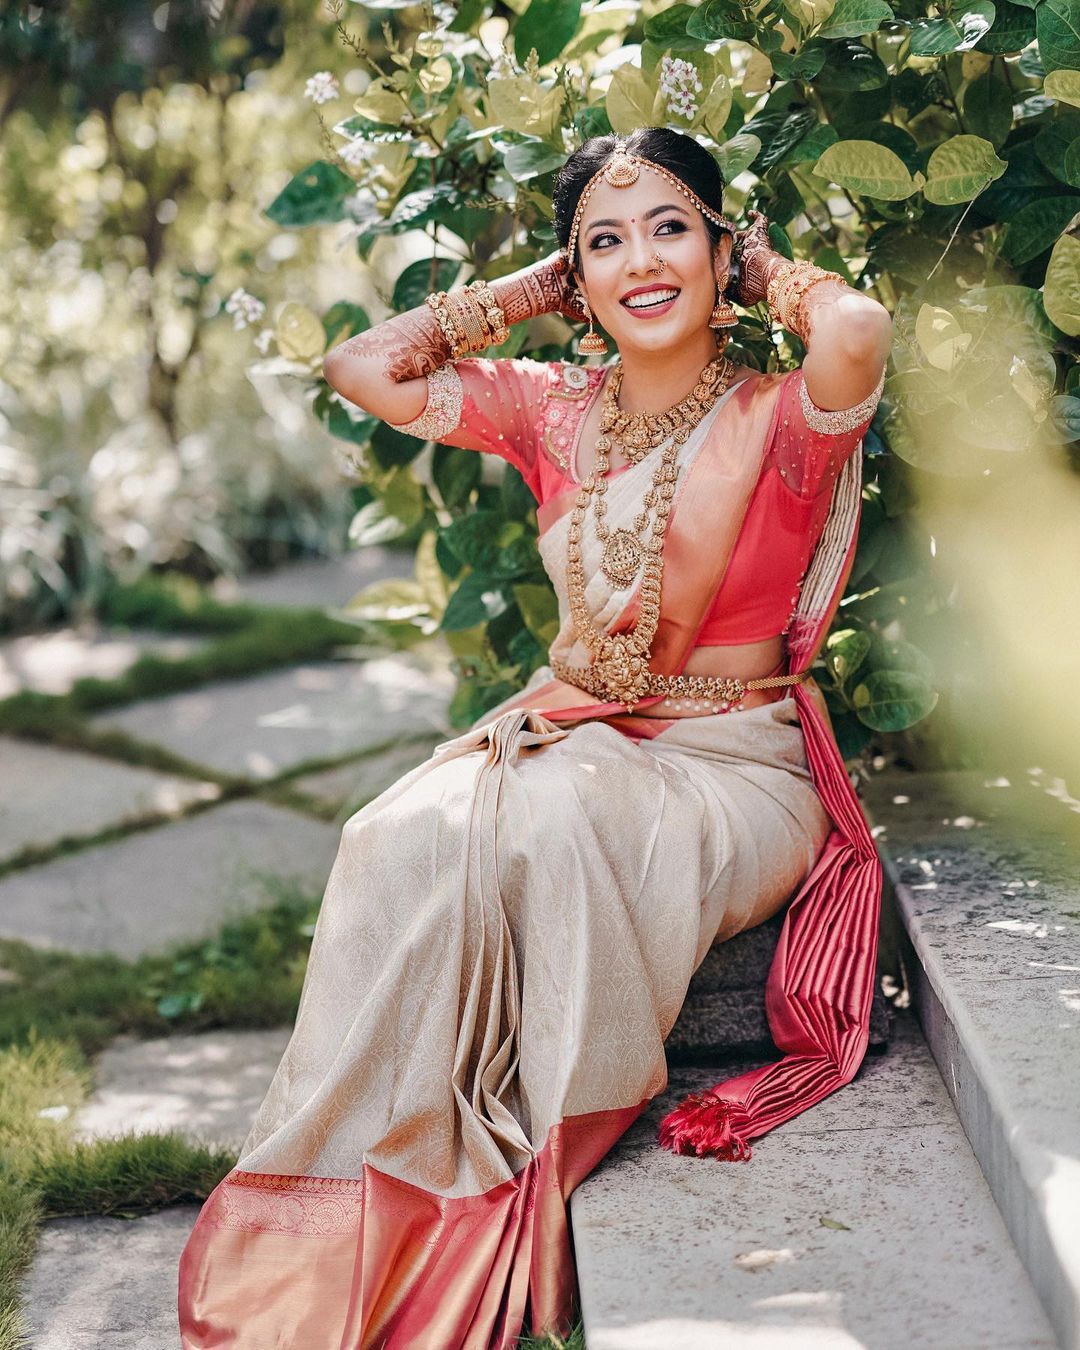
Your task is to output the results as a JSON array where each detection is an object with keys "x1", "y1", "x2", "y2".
[{"x1": 652, "y1": 252, "x2": 667, "y2": 272}]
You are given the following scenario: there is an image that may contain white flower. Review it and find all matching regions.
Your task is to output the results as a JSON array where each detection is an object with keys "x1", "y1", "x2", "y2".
[
  {"x1": 304, "y1": 71, "x2": 339, "y2": 105},
  {"x1": 254, "y1": 328, "x2": 274, "y2": 354},
  {"x1": 659, "y1": 55, "x2": 702, "y2": 121},
  {"x1": 338, "y1": 137, "x2": 367, "y2": 167},
  {"x1": 224, "y1": 288, "x2": 266, "y2": 331}
]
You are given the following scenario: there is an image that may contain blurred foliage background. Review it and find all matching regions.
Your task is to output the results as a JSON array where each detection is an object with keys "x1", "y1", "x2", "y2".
[{"x1": 3, "y1": 0, "x2": 1080, "y2": 779}]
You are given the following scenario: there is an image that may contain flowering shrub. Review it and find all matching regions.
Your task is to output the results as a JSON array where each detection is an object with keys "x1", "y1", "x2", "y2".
[{"x1": 247, "y1": 0, "x2": 1080, "y2": 751}]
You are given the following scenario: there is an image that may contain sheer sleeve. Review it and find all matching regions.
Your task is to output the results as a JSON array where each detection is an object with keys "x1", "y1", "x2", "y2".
[
  {"x1": 385, "y1": 356, "x2": 553, "y2": 501},
  {"x1": 771, "y1": 364, "x2": 885, "y2": 499}
]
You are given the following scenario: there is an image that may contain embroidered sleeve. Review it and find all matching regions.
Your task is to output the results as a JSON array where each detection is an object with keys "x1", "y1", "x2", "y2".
[
  {"x1": 385, "y1": 356, "x2": 551, "y2": 501},
  {"x1": 771, "y1": 364, "x2": 885, "y2": 499}
]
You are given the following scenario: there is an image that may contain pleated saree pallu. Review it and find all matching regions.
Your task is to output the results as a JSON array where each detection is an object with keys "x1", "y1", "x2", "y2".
[{"x1": 178, "y1": 370, "x2": 883, "y2": 1348}]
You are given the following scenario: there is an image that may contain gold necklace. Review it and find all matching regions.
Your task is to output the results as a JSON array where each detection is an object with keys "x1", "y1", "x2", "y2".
[
  {"x1": 565, "y1": 354, "x2": 736, "y2": 710},
  {"x1": 593, "y1": 357, "x2": 735, "y2": 587},
  {"x1": 600, "y1": 356, "x2": 731, "y2": 463}
]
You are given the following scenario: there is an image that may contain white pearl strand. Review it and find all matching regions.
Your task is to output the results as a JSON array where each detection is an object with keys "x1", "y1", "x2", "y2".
[{"x1": 660, "y1": 693, "x2": 747, "y2": 715}]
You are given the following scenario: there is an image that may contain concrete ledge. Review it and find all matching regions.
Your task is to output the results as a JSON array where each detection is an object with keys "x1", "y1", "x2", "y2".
[
  {"x1": 665, "y1": 909, "x2": 893, "y2": 1062},
  {"x1": 861, "y1": 767, "x2": 1080, "y2": 1350},
  {"x1": 573, "y1": 1012, "x2": 1055, "y2": 1349}
]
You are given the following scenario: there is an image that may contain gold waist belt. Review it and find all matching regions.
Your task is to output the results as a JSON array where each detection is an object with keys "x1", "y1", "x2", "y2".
[{"x1": 549, "y1": 657, "x2": 808, "y2": 713}]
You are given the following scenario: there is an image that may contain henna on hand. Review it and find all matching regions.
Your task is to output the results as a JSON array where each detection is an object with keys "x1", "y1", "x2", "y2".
[
  {"x1": 329, "y1": 254, "x2": 572, "y2": 386},
  {"x1": 335, "y1": 309, "x2": 455, "y2": 383}
]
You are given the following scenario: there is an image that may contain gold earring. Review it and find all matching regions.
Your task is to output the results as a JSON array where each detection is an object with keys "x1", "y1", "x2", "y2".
[
  {"x1": 709, "y1": 269, "x2": 739, "y2": 330},
  {"x1": 577, "y1": 295, "x2": 608, "y2": 356}
]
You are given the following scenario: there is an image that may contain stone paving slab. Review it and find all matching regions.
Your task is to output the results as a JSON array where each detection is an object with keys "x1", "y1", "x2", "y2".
[
  {"x1": 213, "y1": 547, "x2": 414, "y2": 611},
  {"x1": 572, "y1": 1012, "x2": 1056, "y2": 1350},
  {"x1": 20, "y1": 1205, "x2": 201, "y2": 1350},
  {"x1": 0, "y1": 624, "x2": 202, "y2": 700},
  {"x1": 860, "y1": 767, "x2": 1080, "y2": 1350},
  {"x1": 292, "y1": 734, "x2": 445, "y2": 814},
  {"x1": 91, "y1": 655, "x2": 454, "y2": 782},
  {"x1": 0, "y1": 737, "x2": 220, "y2": 864},
  {"x1": 0, "y1": 800, "x2": 339, "y2": 958},
  {"x1": 74, "y1": 1027, "x2": 292, "y2": 1153}
]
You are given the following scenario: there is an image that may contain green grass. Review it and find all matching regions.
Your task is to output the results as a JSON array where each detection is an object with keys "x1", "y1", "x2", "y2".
[
  {"x1": 0, "y1": 573, "x2": 399, "y2": 748},
  {"x1": 0, "y1": 886, "x2": 321, "y2": 1349},
  {"x1": 515, "y1": 1327, "x2": 587, "y2": 1349}
]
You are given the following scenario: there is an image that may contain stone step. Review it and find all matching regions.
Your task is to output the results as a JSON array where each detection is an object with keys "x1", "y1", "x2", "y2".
[
  {"x1": 572, "y1": 1008, "x2": 1057, "y2": 1349},
  {"x1": 860, "y1": 766, "x2": 1080, "y2": 1350},
  {"x1": 665, "y1": 909, "x2": 893, "y2": 1062}
]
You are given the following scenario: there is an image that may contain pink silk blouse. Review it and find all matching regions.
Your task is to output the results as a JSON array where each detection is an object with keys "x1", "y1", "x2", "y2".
[{"x1": 388, "y1": 357, "x2": 883, "y2": 647}]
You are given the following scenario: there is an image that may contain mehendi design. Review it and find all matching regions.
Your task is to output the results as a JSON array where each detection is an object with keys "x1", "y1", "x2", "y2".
[
  {"x1": 491, "y1": 265, "x2": 563, "y2": 325},
  {"x1": 336, "y1": 310, "x2": 454, "y2": 383}
]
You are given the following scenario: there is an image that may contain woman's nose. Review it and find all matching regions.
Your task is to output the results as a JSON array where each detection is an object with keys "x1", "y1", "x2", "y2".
[{"x1": 624, "y1": 231, "x2": 656, "y2": 274}]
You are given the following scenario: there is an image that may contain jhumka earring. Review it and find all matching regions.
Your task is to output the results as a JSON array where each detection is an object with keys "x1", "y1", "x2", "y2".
[
  {"x1": 577, "y1": 295, "x2": 609, "y2": 356},
  {"x1": 709, "y1": 269, "x2": 739, "y2": 330}
]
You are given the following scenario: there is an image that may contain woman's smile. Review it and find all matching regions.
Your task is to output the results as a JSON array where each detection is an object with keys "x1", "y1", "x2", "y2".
[{"x1": 620, "y1": 284, "x2": 681, "y2": 317}]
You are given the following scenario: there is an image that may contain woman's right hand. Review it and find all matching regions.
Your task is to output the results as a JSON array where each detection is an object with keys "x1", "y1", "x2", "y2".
[
  {"x1": 538, "y1": 250, "x2": 589, "y2": 321},
  {"x1": 489, "y1": 251, "x2": 587, "y2": 328}
]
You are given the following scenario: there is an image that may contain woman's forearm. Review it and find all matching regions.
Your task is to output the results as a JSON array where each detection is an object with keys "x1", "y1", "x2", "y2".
[{"x1": 322, "y1": 260, "x2": 567, "y2": 424}]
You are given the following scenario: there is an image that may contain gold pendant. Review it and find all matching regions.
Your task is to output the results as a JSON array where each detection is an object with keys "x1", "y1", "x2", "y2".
[{"x1": 600, "y1": 529, "x2": 644, "y2": 587}]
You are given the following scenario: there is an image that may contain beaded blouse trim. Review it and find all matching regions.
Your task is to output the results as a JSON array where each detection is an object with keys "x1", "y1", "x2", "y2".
[
  {"x1": 390, "y1": 363, "x2": 464, "y2": 440},
  {"x1": 798, "y1": 366, "x2": 884, "y2": 435}
]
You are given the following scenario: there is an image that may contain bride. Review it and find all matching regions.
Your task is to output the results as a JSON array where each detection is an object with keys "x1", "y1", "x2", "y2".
[{"x1": 178, "y1": 126, "x2": 892, "y2": 1348}]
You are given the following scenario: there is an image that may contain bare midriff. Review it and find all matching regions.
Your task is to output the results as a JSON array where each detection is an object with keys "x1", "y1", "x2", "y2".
[{"x1": 633, "y1": 633, "x2": 792, "y2": 719}]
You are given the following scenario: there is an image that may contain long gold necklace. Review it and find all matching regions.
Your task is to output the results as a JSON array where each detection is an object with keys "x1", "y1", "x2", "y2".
[
  {"x1": 565, "y1": 354, "x2": 736, "y2": 710},
  {"x1": 593, "y1": 355, "x2": 733, "y2": 587}
]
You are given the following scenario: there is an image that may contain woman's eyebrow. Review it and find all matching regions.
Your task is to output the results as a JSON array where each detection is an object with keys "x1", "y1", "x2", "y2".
[{"x1": 585, "y1": 203, "x2": 690, "y2": 232}]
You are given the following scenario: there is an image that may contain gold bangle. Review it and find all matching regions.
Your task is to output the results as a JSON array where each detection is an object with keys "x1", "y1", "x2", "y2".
[
  {"x1": 465, "y1": 279, "x2": 510, "y2": 346},
  {"x1": 425, "y1": 291, "x2": 469, "y2": 359},
  {"x1": 766, "y1": 262, "x2": 844, "y2": 338},
  {"x1": 447, "y1": 290, "x2": 490, "y2": 353}
]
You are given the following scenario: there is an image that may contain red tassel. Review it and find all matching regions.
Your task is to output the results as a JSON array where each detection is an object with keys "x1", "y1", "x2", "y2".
[{"x1": 657, "y1": 1090, "x2": 753, "y2": 1162}]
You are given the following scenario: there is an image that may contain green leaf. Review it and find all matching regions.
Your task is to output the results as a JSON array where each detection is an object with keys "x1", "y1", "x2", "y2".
[
  {"x1": 686, "y1": 0, "x2": 757, "y2": 41},
  {"x1": 826, "y1": 628, "x2": 872, "y2": 684},
  {"x1": 326, "y1": 399, "x2": 378, "y2": 448},
  {"x1": 433, "y1": 446, "x2": 482, "y2": 509},
  {"x1": 322, "y1": 301, "x2": 371, "y2": 347},
  {"x1": 814, "y1": 41, "x2": 890, "y2": 92},
  {"x1": 818, "y1": 0, "x2": 894, "y2": 40},
  {"x1": 1044, "y1": 232, "x2": 1080, "y2": 335},
  {"x1": 392, "y1": 257, "x2": 460, "y2": 313},
  {"x1": 975, "y1": 0, "x2": 1036, "y2": 52},
  {"x1": 1051, "y1": 393, "x2": 1080, "y2": 438},
  {"x1": 1037, "y1": 0, "x2": 1080, "y2": 73},
  {"x1": 512, "y1": 581, "x2": 561, "y2": 644},
  {"x1": 344, "y1": 579, "x2": 430, "y2": 624},
  {"x1": 514, "y1": 0, "x2": 582, "y2": 67},
  {"x1": 813, "y1": 139, "x2": 921, "y2": 199},
  {"x1": 264, "y1": 161, "x2": 356, "y2": 227},
  {"x1": 1001, "y1": 196, "x2": 1080, "y2": 265},
  {"x1": 369, "y1": 421, "x2": 426, "y2": 470},
  {"x1": 503, "y1": 140, "x2": 569, "y2": 182},
  {"x1": 909, "y1": 2, "x2": 996, "y2": 55},
  {"x1": 441, "y1": 573, "x2": 512, "y2": 630},
  {"x1": 851, "y1": 669, "x2": 938, "y2": 731},
  {"x1": 923, "y1": 134, "x2": 1006, "y2": 204},
  {"x1": 715, "y1": 133, "x2": 763, "y2": 180},
  {"x1": 605, "y1": 63, "x2": 664, "y2": 135},
  {"x1": 819, "y1": 1215, "x2": 853, "y2": 1231},
  {"x1": 958, "y1": 73, "x2": 1014, "y2": 147},
  {"x1": 1045, "y1": 70, "x2": 1080, "y2": 108},
  {"x1": 487, "y1": 74, "x2": 567, "y2": 138}
]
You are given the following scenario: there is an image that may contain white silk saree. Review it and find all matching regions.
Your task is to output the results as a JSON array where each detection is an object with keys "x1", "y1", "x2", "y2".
[{"x1": 178, "y1": 369, "x2": 881, "y2": 1348}]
